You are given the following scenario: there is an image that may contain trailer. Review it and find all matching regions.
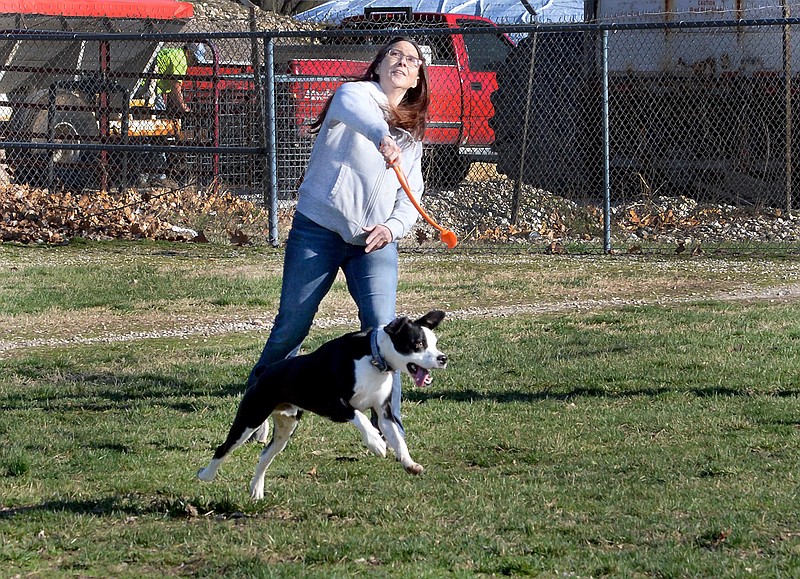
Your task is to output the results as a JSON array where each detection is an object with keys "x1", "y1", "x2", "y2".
[
  {"x1": 491, "y1": 0, "x2": 800, "y2": 207},
  {"x1": 0, "y1": 0, "x2": 193, "y2": 188}
]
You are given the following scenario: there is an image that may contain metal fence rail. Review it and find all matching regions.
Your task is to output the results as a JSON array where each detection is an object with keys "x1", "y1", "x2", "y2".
[{"x1": 4, "y1": 19, "x2": 800, "y2": 253}]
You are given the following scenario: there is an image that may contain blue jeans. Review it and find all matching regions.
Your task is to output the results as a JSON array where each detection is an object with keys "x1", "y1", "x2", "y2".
[{"x1": 249, "y1": 212, "x2": 404, "y2": 433}]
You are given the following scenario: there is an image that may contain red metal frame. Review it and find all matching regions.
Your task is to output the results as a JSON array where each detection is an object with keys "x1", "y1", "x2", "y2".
[{"x1": 0, "y1": 0, "x2": 193, "y2": 19}]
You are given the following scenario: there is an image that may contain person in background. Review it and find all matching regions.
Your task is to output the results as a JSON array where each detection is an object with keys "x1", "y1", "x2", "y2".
[
  {"x1": 155, "y1": 42, "x2": 207, "y2": 115},
  {"x1": 142, "y1": 42, "x2": 208, "y2": 186},
  {"x1": 247, "y1": 37, "x2": 430, "y2": 442}
]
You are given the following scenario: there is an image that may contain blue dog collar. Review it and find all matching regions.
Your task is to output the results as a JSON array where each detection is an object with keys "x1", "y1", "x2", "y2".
[{"x1": 370, "y1": 328, "x2": 392, "y2": 373}]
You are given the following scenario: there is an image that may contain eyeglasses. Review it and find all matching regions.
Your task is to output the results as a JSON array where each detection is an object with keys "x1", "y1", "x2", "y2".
[{"x1": 386, "y1": 48, "x2": 423, "y2": 69}]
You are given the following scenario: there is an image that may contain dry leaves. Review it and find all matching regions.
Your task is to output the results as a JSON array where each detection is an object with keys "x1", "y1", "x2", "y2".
[
  {"x1": 623, "y1": 206, "x2": 702, "y2": 230},
  {"x1": 476, "y1": 223, "x2": 534, "y2": 243},
  {"x1": 0, "y1": 183, "x2": 270, "y2": 244}
]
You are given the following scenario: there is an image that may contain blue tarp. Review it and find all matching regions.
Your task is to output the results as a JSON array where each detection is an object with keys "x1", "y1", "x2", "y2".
[{"x1": 295, "y1": 1, "x2": 585, "y2": 24}]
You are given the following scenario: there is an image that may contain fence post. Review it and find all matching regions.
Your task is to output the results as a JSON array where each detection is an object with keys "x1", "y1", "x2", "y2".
[
  {"x1": 47, "y1": 84, "x2": 56, "y2": 191},
  {"x1": 264, "y1": 36, "x2": 279, "y2": 246},
  {"x1": 601, "y1": 28, "x2": 611, "y2": 253},
  {"x1": 99, "y1": 39, "x2": 110, "y2": 192},
  {"x1": 249, "y1": 8, "x2": 270, "y2": 240},
  {"x1": 511, "y1": 32, "x2": 537, "y2": 225},
  {"x1": 783, "y1": 4, "x2": 793, "y2": 213}
]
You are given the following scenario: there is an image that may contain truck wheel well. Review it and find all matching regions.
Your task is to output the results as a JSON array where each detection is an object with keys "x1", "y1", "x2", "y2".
[{"x1": 422, "y1": 145, "x2": 471, "y2": 189}]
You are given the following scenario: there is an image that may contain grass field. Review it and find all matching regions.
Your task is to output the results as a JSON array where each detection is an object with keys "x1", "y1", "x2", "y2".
[{"x1": 1, "y1": 241, "x2": 799, "y2": 578}]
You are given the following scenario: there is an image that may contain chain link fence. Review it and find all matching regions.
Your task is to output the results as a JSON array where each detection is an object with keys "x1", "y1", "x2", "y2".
[{"x1": 4, "y1": 13, "x2": 800, "y2": 253}]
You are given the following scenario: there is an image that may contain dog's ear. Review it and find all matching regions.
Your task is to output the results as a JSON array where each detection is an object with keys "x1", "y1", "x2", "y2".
[
  {"x1": 415, "y1": 310, "x2": 445, "y2": 330},
  {"x1": 385, "y1": 316, "x2": 411, "y2": 335}
]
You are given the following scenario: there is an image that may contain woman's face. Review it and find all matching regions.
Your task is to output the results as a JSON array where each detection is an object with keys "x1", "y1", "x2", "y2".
[{"x1": 376, "y1": 40, "x2": 422, "y2": 96}]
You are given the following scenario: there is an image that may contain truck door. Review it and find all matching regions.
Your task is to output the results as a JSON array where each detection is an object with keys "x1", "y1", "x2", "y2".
[{"x1": 456, "y1": 19, "x2": 514, "y2": 153}]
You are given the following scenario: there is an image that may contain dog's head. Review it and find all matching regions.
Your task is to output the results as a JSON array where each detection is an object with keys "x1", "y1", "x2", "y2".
[{"x1": 381, "y1": 310, "x2": 448, "y2": 387}]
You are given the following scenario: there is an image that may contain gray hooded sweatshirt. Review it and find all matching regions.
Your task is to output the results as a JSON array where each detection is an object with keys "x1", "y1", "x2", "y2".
[{"x1": 295, "y1": 80, "x2": 424, "y2": 245}]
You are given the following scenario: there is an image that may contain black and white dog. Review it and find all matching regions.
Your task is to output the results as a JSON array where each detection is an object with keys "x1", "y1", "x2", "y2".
[{"x1": 198, "y1": 310, "x2": 448, "y2": 500}]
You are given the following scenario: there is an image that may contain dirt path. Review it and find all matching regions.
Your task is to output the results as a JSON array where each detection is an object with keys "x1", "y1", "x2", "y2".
[{"x1": 3, "y1": 283, "x2": 800, "y2": 356}]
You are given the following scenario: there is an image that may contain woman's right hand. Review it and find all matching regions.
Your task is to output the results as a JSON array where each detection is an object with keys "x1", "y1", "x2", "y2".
[{"x1": 378, "y1": 135, "x2": 402, "y2": 168}]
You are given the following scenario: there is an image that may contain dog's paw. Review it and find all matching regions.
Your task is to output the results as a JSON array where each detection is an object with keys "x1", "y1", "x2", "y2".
[
  {"x1": 249, "y1": 478, "x2": 265, "y2": 500},
  {"x1": 365, "y1": 432, "x2": 387, "y2": 458},
  {"x1": 404, "y1": 462, "x2": 424, "y2": 475},
  {"x1": 197, "y1": 466, "x2": 216, "y2": 482},
  {"x1": 251, "y1": 422, "x2": 269, "y2": 444}
]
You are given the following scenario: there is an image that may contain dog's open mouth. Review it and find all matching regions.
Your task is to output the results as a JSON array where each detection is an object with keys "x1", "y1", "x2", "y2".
[{"x1": 407, "y1": 363, "x2": 433, "y2": 387}]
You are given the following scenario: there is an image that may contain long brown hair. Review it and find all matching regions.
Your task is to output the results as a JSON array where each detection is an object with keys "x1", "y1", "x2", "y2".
[{"x1": 309, "y1": 37, "x2": 429, "y2": 140}]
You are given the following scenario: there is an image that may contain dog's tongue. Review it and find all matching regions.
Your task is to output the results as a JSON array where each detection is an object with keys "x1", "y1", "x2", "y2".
[{"x1": 414, "y1": 366, "x2": 431, "y2": 388}]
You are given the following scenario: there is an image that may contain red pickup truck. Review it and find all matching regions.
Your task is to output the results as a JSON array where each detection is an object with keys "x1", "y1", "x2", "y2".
[{"x1": 278, "y1": 8, "x2": 514, "y2": 189}]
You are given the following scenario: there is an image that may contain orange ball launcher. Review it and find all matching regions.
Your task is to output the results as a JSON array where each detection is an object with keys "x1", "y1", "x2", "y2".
[{"x1": 392, "y1": 164, "x2": 458, "y2": 249}]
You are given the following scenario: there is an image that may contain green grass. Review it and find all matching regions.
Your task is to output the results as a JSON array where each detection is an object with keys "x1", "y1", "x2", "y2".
[
  {"x1": 1, "y1": 242, "x2": 800, "y2": 577},
  {"x1": 1, "y1": 311, "x2": 799, "y2": 576},
  {"x1": 0, "y1": 241, "x2": 285, "y2": 315}
]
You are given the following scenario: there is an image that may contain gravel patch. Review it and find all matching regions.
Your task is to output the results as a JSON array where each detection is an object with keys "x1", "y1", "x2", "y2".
[
  {"x1": 414, "y1": 178, "x2": 800, "y2": 249},
  {"x1": 3, "y1": 283, "x2": 800, "y2": 355}
]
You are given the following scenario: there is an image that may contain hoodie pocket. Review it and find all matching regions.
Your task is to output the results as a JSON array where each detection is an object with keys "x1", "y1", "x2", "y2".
[{"x1": 328, "y1": 164, "x2": 369, "y2": 230}]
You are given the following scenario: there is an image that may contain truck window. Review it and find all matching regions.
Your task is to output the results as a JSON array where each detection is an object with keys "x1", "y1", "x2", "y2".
[
  {"x1": 427, "y1": 34, "x2": 456, "y2": 65},
  {"x1": 333, "y1": 17, "x2": 456, "y2": 65},
  {"x1": 457, "y1": 20, "x2": 512, "y2": 72}
]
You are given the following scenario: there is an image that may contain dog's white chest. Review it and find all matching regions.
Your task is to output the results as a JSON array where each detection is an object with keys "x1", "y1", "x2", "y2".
[{"x1": 349, "y1": 356, "x2": 393, "y2": 410}]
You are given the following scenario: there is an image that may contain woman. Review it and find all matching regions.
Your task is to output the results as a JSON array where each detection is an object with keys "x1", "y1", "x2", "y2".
[{"x1": 249, "y1": 37, "x2": 430, "y2": 437}]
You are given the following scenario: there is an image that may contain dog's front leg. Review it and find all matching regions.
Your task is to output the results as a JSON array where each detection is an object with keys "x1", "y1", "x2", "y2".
[
  {"x1": 378, "y1": 413, "x2": 423, "y2": 475},
  {"x1": 350, "y1": 410, "x2": 386, "y2": 458}
]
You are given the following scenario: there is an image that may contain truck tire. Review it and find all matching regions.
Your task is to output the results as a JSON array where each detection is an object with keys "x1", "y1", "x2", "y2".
[
  {"x1": 422, "y1": 145, "x2": 471, "y2": 189},
  {"x1": 6, "y1": 89, "x2": 98, "y2": 189},
  {"x1": 489, "y1": 32, "x2": 601, "y2": 200}
]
